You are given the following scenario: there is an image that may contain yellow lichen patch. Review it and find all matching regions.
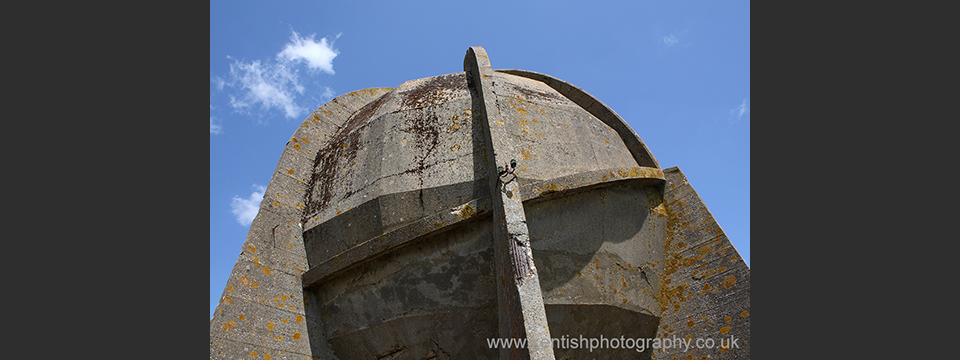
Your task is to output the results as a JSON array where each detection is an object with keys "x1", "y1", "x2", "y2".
[
  {"x1": 262, "y1": 266, "x2": 271, "y2": 275},
  {"x1": 725, "y1": 316, "x2": 732, "y2": 322},
  {"x1": 248, "y1": 245, "x2": 257, "y2": 254},
  {"x1": 687, "y1": 320, "x2": 695, "y2": 328},
  {"x1": 265, "y1": 354, "x2": 271, "y2": 360},
  {"x1": 267, "y1": 321, "x2": 275, "y2": 331},
  {"x1": 223, "y1": 296, "x2": 232, "y2": 305},
  {"x1": 272, "y1": 201, "x2": 280, "y2": 207},
  {"x1": 697, "y1": 245, "x2": 712, "y2": 257},
  {"x1": 301, "y1": 137, "x2": 310, "y2": 144},
  {"x1": 282, "y1": 319, "x2": 288, "y2": 323},
  {"x1": 293, "y1": 144, "x2": 302, "y2": 150},
  {"x1": 228, "y1": 285, "x2": 234, "y2": 293},
  {"x1": 222, "y1": 320, "x2": 237, "y2": 331},
  {"x1": 238, "y1": 276, "x2": 251, "y2": 286},
  {"x1": 740, "y1": 310, "x2": 749, "y2": 318},
  {"x1": 538, "y1": 183, "x2": 565, "y2": 196},
  {"x1": 719, "y1": 326, "x2": 731, "y2": 334},
  {"x1": 281, "y1": 295, "x2": 287, "y2": 301},
  {"x1": 452, "y1": 204, "x2": 476, "y2": 221},
  {"x1": 450, "y1": 144, "x2": 460, "y2": 152},
  {"x1": 239, "y1": 314, "x2": 245, "y2": 320},
  {"x1": 287, "y1": 169, "x2": 295, "y2": 175},
  {"x1": 249, "y1": 350, "x2": 258, "y2": 357},
  {"x1": 293, "y1": 332, "x2": 301, "y2": 340},
  {"x1": 520, "y1": 147, "x2": 532, "y2": 161},
  {"x1": 720, "y1": 275, "x2": 737, "y2": 289}
]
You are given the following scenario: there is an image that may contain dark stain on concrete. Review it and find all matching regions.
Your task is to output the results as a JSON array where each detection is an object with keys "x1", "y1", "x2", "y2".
[{"x1": 304, "y1": 93, "x2": 390, "y2": 221}]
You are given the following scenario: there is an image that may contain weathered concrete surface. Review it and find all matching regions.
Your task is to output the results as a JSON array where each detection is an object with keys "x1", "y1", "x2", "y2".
[
  {"x1": 301, "y1": 71, "x2": 489, "y2": 274},
  {"x1": 212, "y1": 47, "x2": 749, "y2": 360},
  {"x1": 651, "y1": 167, "x2": 751, "y2": 360}
]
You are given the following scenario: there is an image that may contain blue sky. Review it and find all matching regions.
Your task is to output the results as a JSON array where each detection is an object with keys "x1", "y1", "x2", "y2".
[{"x1": 210, "y1": 0, "x2": 749, "y2": 319}]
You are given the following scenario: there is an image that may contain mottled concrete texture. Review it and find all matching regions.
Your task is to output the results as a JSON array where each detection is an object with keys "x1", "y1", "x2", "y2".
[{"x1": 211, "y1": 47, "x2": 749, "y2": 360}]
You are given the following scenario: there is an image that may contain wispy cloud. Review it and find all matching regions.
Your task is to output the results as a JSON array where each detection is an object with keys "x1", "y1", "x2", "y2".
[
  {"x1": 213, "y1": 29, "x2": 339, "y2": 121},
  {"x1": 321, "y1": 86, "x2": 335, "y2": 101},
  {"x1": 231, "y1": 184, "x2": 266, "y2": 226},
  {"x1": 658, "y1": 28, "x2": 691, "y2": 48},
  {"x1": 662, "y1": 34, "x2": 679, "y2": 46},
  {"x1": 210, "y1": 104, "x2": 222, "y2": 134},
  {"x1": 730, "y1": 99, "x2": 749, "y2": 125},
  {"x1": 210, "y1": 116, "x2": 222, "y2": 134},
  {"x1": 225, "y1": 58, "x2": 305, "y2": 119}
]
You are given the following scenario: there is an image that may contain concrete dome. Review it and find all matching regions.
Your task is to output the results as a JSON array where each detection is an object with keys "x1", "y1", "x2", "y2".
[{"x1": 298, "y1": 68, "x2": 662, "y2": 276}]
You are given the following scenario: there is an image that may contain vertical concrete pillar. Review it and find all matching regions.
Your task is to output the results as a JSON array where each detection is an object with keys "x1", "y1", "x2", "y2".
[{"x1": 464, "y1": 46, "x2": 555, "y2": 360}]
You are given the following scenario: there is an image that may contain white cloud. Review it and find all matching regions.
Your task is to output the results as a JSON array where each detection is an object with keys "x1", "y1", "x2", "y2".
[
  {"x1": 231, "y1": 184, "x2": 266, "y2": 226},
  {"x1": 278, "y1": 31, "x2": 340, "y2": 74},
  {"x1": 214, "y1": 29, "x2": 340, "y2": 120}
]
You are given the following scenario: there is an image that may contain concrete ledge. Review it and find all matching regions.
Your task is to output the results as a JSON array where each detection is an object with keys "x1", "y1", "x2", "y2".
[
  {"x1": 496, "y1": 69, "x2": 660, "y2": 169},
  {"x1": 301, "y1": 166, "x2": 664, "y2": 287},
  {"x1": 302, "y1": 196, "x2": 493, "y2": 288},
  {"x1": 519, "y1": 166, "x2": 664, "y2": 204}
]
